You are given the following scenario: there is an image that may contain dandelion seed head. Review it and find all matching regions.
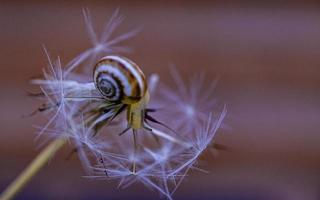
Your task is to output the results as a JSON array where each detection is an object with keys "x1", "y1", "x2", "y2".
[{"x1": 31, "y1": 10, "x2": 226, "y2": 200}]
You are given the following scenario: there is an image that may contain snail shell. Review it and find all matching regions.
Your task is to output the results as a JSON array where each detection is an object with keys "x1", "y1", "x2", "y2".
[{"x1": 93, "y1": 55, "x2": 147, "y2": 104}]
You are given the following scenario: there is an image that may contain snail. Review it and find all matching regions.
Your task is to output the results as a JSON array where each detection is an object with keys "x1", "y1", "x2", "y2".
[
  {"x1": 93, "y1": 55, "x2": 151, "y2": 173},
  {"x1": 93, "y1": 55, "x2": 150, "y2": 131}
]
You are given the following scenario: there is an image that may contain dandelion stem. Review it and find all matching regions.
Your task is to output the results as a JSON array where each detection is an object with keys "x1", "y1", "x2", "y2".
[{"x1": 0, "y1": 138, "x2": 67, "y2": 200}]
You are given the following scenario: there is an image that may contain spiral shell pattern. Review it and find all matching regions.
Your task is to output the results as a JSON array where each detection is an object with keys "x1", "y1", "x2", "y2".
[{"x1": 94, "y1": 55, "x2": 147, "y2": 104}]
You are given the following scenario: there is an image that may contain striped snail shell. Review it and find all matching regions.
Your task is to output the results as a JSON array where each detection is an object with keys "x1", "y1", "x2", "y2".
[{"x1": 93, "y1": 55, "x2": 147, "y2": 104}]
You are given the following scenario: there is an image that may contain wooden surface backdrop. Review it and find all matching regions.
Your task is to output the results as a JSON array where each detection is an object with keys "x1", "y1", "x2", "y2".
[{"x1": 0, "y1": 1, "x2": 320, "y2": 199}]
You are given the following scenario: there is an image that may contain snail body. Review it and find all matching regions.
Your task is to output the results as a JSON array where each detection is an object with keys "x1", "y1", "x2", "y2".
[{"x1": 93, "y1": 55, "x2": 149, "y2": 130}]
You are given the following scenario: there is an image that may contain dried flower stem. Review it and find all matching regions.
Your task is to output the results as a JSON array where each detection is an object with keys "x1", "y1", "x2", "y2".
[{"x1": 0, "y1": 138, "x2": 67, "y2": 200}]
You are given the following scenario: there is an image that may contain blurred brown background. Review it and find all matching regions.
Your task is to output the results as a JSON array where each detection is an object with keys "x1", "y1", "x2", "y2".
[{"x1": 1, "y1": 1, "x2": 320, "y2": 199}]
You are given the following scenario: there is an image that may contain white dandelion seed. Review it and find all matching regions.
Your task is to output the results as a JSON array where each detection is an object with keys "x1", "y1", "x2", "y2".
[
  {"x1": 159, "y1": 65, "x2": 220, "y2": 135},
  {"x1": 65, "y1": 8, "x2": 140, "y2": 77},
  {"x1": 31, "y1": 48, "x2": 69, "y2": 140}
]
